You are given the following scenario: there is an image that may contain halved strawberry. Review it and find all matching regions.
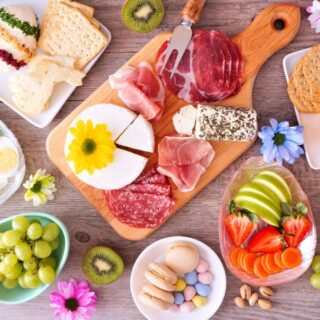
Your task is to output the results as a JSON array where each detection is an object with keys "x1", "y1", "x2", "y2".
[
  {"x1": 225, "y1": 202, "x2": 256, "y2": 246},
  {"x1": 247, "y1": 226, "x2": 283, "y2": 253},
  {"x1": 282, "y1": 202, "x2": 311, "y2": 247}
]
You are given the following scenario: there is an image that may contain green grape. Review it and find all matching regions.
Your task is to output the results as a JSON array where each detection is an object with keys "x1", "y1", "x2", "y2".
[
  {"x1": 5, "y1": 263, "x2": 22, "y2": 280},
  {"x1": 0, "y1": 233, "x2": 7, "y2": 249},
  {"x1": 23, "y1": 271, "x2": 41, "y2": 288},
  {"x1": 2, "y1": 278, "x2": 18, "y2": 289},
  {"x1": 12, "y1": 216, "x2": 30, "y2": 234},
  {"x1": 33, "y1": 240, "x2": 52, "y2": 259},
  {"x1": 18, "y1": 273, "x2": 27, "y2": 288},
  {"x1": 27, "y1": 223, "x2": 43, "y2": 240},
  {"x1": 50, "y1": 237, "x2": 59, "y2": 250},
  {"x1": 0, "y1": 262, "x2": 7, "y2": 275},
  {"x1": 0, "y1": 273, "x2": 4, "y2": 282},
  {"x1": 15, "y1": 242, "x2": 33, "y2": 261},
  {"x1": 2, "y1": 230, "x2": 22, "y2": 247},
  {"x1": 312, "y1": 255, "x2": 320, "y2": 273},
  {"x1": 42, "y1": 223, "x2": 60, "y2": 242},
  {"x1": 23, "y1": 258, "x2": 38, "y2": 271},
  {"x1": 39, "y1": 257, "x2": 57, "y2": 269},
  {"x1": 38, "y1": 265, "x2": 56, "y2": 284},
  {"x1": 29, "y1": 219, "x2": 41, "y2": 225},
  {"x1": 310, "y1": 273, "x2": 320, "y2": 289},
  {"x1": 4, "y1": 253, "x2": 18, "y2": 266}
]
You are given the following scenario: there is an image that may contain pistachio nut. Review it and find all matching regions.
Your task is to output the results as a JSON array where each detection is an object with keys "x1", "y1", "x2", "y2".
[
  {"x1": 259, "y1": 286, "x2": 274, "y2": 298},
  {"x1": 234, "y1": 296, "x2": 246, "y2": 308},
  {"x1": 240, "y1": 284, "x2": 252, "y2": 300},
  {"x1": 248, "y1": 292, "x2": 259, "y2": 306},
  {"x1": 257, "y1": 299, "x2": 272, "y2": 310}
]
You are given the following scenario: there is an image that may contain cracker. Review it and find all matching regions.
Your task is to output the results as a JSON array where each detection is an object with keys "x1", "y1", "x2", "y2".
[{"x1": 38, "y1": 2, "x2": 107, "y2": 69}]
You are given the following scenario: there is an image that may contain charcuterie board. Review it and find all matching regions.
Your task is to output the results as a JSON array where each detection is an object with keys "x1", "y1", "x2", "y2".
[{"x1": 47, "y1": 3, "x2": 300, "y2": 240}]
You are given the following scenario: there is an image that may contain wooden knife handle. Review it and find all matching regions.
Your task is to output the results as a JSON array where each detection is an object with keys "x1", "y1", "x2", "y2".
[{"x1": 181, "y1": 0, "x2": 206, "y2": 24}]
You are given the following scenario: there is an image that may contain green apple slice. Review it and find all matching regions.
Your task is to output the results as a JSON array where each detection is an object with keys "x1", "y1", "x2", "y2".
[
  {"x1": 234, "y1": 191, "x2": 281, "y2": 226},
  {"x1": 252, "y1": 170, "x2": 292, "y2": 204}
]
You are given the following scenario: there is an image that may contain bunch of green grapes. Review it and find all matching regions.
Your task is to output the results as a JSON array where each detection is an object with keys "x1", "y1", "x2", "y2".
[
  {"x1": 311, "y1": 255, "x2": 320, "y2": 289},
  {"x1": 0, "y1": 216, "x2": 60, "y2": 289}
]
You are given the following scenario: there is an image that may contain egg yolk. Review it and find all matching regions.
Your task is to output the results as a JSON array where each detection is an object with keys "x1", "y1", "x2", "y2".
[{"x1": 0, "y1": 148, "x2": 18, "y2": 173}]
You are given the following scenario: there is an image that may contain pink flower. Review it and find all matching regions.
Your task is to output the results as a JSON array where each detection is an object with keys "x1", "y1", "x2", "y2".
[
  {"x1": 307, "y1": 0, "x2": 320, "y2": 33},
  {"x1": 49, "y1": 279, "x2": 97, "y2": 320}
]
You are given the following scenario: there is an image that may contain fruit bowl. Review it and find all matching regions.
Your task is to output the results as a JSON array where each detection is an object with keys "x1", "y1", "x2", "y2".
[
  {"x1": 0, "y1": 212, "x2": 70, "y2": 304},
  {"x1": 219, "y1": 156, "x2": 317, "y2": 286}
]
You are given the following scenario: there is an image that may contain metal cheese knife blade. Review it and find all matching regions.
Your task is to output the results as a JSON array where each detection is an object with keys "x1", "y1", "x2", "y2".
[{"x1": 161, "y1": 0, "x2": 206, "y2": 78}]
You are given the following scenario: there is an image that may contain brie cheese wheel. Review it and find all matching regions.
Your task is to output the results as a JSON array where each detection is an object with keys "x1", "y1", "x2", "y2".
[
  {"x1": 116, "y1": 115, "x2": 155, "y2": 153},
  {"x1": 173, "y1": 105, "x2": 197, "y2": 135}
]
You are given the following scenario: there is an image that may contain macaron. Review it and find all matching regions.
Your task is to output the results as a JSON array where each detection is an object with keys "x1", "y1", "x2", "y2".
[
  {"x1": 145, "y1": 262, "x2": 177, "y2": 292},
  {"x1": 196, "y1": 259, "x2": 209, "y2": 273},
  {"x1": 198, "y1": 271, "x2": 213, "y2": 284},
  {"x1": 139, "y1": 283, "x2": 174, "y2": 311},
  {"x1": 165, "y1": 241, "x2": 200, "y2": 274},
  {"x1": 180, "y1": 301, "x2": 195, "y2": 313}
]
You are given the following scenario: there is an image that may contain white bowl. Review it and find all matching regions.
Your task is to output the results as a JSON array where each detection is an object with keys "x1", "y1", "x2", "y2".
[{"x1": 130, "y1": 236, "x2": 226, "y2": 320}]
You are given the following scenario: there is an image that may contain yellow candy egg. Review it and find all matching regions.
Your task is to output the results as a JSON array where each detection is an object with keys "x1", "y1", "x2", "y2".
[
  {"x1": 175, "y1": 278, "x2": 187, "y2": 292},
  {"x1": 192, "y1": 295, "x2": 207, "y2": 308}
]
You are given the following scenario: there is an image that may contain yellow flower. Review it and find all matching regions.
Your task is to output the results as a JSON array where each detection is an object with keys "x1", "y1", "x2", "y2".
[{"x1": 67, "y1": 120, "x2": 116, "y2": 175}]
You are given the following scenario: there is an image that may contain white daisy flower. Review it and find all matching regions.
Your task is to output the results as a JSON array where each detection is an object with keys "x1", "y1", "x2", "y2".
[
  {"x1": 23, "y1": 169, "x2": 57, "y2": 207},
  {"x1": 307, "y1": 0, "x2": 320, "y2": 33}
]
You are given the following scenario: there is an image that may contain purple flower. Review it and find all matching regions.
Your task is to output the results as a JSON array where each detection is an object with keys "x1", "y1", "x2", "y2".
[
  {"x1": 50, "y1": 279, "x2": 96, "y2": 320},
  {"x1": 258, "y1": 119, "x2": 304, "y2": 165},
  {"x1": 307, "y1": 0, "x2": 320, "y2": 33}
]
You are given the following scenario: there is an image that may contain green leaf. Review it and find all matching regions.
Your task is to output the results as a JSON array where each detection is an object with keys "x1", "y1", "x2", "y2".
[
  {"x1": 246, "y1": 212, "x2": 259, "y2": 223},
  {"x1": 281, "y1": 202, "x2": 293, "y2": 216},
  {"x1": 296, "y1": 202, "x2": 308, "y2": 215},
  {"x1": 229, "y1": 201, "x2": 236, "y2": 213}
]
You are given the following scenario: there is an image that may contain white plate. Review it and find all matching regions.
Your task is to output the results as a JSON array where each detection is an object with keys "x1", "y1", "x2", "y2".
[
  {"x1": 130, "y1": 236, "x2": 226, "y2": 320},
  {"x1": 0, "y1": 0, "x2": 111, "y2": 128},
  {"x1": 283, "y1": 48, "x2": 320, "y2": 170}
]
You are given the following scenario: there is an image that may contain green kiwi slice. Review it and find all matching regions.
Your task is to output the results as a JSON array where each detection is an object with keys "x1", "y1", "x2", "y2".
[
  {"x1": 121, "y1": 0, "x2": 165, "y2": 33},
  {"x1": 82, "y1": 246, "x2": 124, "y2": 285}
]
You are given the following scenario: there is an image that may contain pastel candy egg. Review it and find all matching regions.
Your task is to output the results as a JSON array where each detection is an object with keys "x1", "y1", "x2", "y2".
[
  {"x1": 185, "y1": 271, "x2": 198, "y2": 285},
  {"x1": 179, "y1": 301, "x2": 195, "y2": 313},
  {"x1": 184, "y1": 286, "x2": 196, "y2": 301},
  {"x1": 195, "y1": 283, "x2": 211, "y2": 297},
  {"x1": 198, "y1": 271, "x2": 213, "y2": 284},
  {"x1": 175, "y1": 278, "x2": 187, "y2": 292},
  {"x1": 174, "y1": 292, "x2": 185, "y2": 305},
  {"x1": 168, "y1": 304, "x2": 179, "y2": 313},
  {"x1": 192, "y1": 295, "x2": 207, "y2": 308},
  {"x1": 196, "y1": 259, "x2": 209, "y2": 273}
]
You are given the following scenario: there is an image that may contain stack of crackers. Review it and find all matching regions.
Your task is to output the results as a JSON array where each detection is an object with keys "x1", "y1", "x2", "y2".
[
  {"x1": 38, "y1": 0, "x2": 109, "y2": 70},
  {"x1": 288, "y1": 45, "x2": 320, "y2": 113}
]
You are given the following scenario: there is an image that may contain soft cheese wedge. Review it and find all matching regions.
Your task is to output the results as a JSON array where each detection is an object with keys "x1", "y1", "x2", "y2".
[
  {"x1": 116, "y1": 115, "x2": 155, "y2": 153},
  {"x1": 68, "y1": 148, "x2": 148, "y2": 190}
]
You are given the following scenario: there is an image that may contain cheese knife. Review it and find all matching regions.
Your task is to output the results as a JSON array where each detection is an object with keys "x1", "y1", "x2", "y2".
[{"x1": 160, "y1": 0, "x2": 206, "y2": 77}]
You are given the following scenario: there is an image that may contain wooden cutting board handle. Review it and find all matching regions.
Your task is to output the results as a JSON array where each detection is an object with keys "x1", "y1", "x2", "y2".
[{"x1": 181, "y1": 0, "x2": 206, "y2": 24}]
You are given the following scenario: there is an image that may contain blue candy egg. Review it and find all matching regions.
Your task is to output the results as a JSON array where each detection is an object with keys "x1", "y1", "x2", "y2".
[
  {"x1": 174, "y1": 292, "x2": 185, "y2": 305},
  {"x1": 184, "y1": 271, "x2": 198, "y2": 285},
  {"x1": 195, "y1": 283, "x2": 211, "y2": 297}
]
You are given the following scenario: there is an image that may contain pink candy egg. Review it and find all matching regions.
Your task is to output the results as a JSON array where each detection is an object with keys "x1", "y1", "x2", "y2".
[
  {"x1": 168, "y1": 304, "x2": 179, "y2": 313},
  {"x1": 180, "y1": 301, "x2": 195, "y2": 313},
  {"x1": 196, "y1": 259, "x2": 209, "y2": 273},
  {"x1": 184, "y1": 286, "x2": 196, "y2": 301},
  {"x1": 198, "y1": 271, "x2": 213, "y2": 284}
]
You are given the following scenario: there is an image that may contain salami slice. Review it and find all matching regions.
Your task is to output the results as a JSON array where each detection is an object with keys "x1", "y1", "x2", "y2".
[
  {"x1": 122, "y1": 183, "x2": 171, "y2": 196},
  {"x1": 134, "y1": 166, "x2": 158, "y2": 183}
]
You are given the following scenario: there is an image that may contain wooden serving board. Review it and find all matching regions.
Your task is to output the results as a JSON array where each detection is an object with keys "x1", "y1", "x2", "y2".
[{"x1": 47, "y1": 3, "x2": 300, "y2": 240}]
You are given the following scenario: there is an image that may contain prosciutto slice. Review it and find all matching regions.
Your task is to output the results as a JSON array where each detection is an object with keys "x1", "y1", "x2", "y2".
[
  {"x1": 109, "y1": 61, "x2": 165, "y2": 120},
  {"x1": 156, "y1": 30, "x2": 243, "y2": 103},
  {"x1": 157, "y1": 136, "x2": 215, "y2": 192}
]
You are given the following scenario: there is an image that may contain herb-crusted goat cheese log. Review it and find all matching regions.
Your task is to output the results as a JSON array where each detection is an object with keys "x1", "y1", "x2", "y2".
[{"x1": 195, "y1": 105, "x2": 257, "y2": 141}]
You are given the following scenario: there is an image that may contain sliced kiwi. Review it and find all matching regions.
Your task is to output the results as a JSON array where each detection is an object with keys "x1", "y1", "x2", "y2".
[
  {"x1": 121, "y1": 0, "x2": 164, "y2": 33},
  {"x1": 82, "y1": 246, "x2": 124, "y2": 285}
]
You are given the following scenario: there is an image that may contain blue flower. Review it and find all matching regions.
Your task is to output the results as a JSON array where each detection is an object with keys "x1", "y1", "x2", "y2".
[{"x1": 258, "y1": 119, "x2": 304, "y2": 165}]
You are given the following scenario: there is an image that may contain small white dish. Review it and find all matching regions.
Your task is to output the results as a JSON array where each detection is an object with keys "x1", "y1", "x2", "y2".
[
  {"x1": 283, "y1": 48, "x2": 320, "y2": 170},
  {"x1": 0, "y1": 0, "x2": 111, "y2": 128},
  {"x1": 130, "y1": 236, "x2": 226, "y2": 320}
]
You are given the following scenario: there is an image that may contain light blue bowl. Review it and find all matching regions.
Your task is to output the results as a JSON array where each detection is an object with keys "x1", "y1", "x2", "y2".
[{"x1": 0, "y1": 212, "x2": 70, "y2": 304}]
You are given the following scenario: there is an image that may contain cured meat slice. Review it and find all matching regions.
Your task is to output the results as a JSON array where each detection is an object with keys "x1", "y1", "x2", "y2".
[
  {"x1": 134, "y1": 166, "x2": 158, "y2": 183},
  {"x1": 107, "y1": 191, "x2": 175, "y2": 228},
  {"x1": 139, "y1": 173, "x2": 167, "y2": 185},
  {"x1": 156, "y1": 30, "x2": 243, "y2": 103},
  {"x1": 122, "y1": 183, "x2": 171, "y2": 196},
  {"x1": 109, "y1": 61, "x2": 165, "y2": 120},
  {"x1": 157, "y1": 135, "x2": 215, "y2": 192}
]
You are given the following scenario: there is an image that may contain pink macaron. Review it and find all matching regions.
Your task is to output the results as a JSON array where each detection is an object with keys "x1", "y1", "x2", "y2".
[
  {"x1": 180, "y1": 301, "x2": 195, "y2": 313},
  {"x1": 198, "y1": 271, "x2": 213, "y2": 284},
  {"x1": 196, "y1": 259, "x2": 209, "y2": 273}
]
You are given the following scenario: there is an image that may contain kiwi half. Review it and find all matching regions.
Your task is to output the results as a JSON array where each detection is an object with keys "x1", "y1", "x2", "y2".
[
  {"x1": 82, "y1": 246, "x2": 124, "y2": 285},
  {"x1": 122, "y1": 0, "x2": 164, "y2": 33}
]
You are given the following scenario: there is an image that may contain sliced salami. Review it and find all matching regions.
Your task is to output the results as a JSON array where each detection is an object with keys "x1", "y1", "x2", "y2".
[
  {"x1": 122, "y1": 183, "x2": 171, "y2": 196},
  {"x1": 139, "y1": 173, "x2": 167, "y2": 185},
  {"x1": 134, "y1": 166, "x2": 158, "y2": 183}
]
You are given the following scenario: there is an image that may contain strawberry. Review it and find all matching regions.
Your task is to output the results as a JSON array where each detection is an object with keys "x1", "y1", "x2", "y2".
[
  {"x1": 282, "y1": 202, "x2": 311, "y2": 247},
  {"x1": 247, "y1": 226, "x2": 283, "y2": 253},
  {"x1": 225, "y1": 202, "x2": 256, "y2": 246}
]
